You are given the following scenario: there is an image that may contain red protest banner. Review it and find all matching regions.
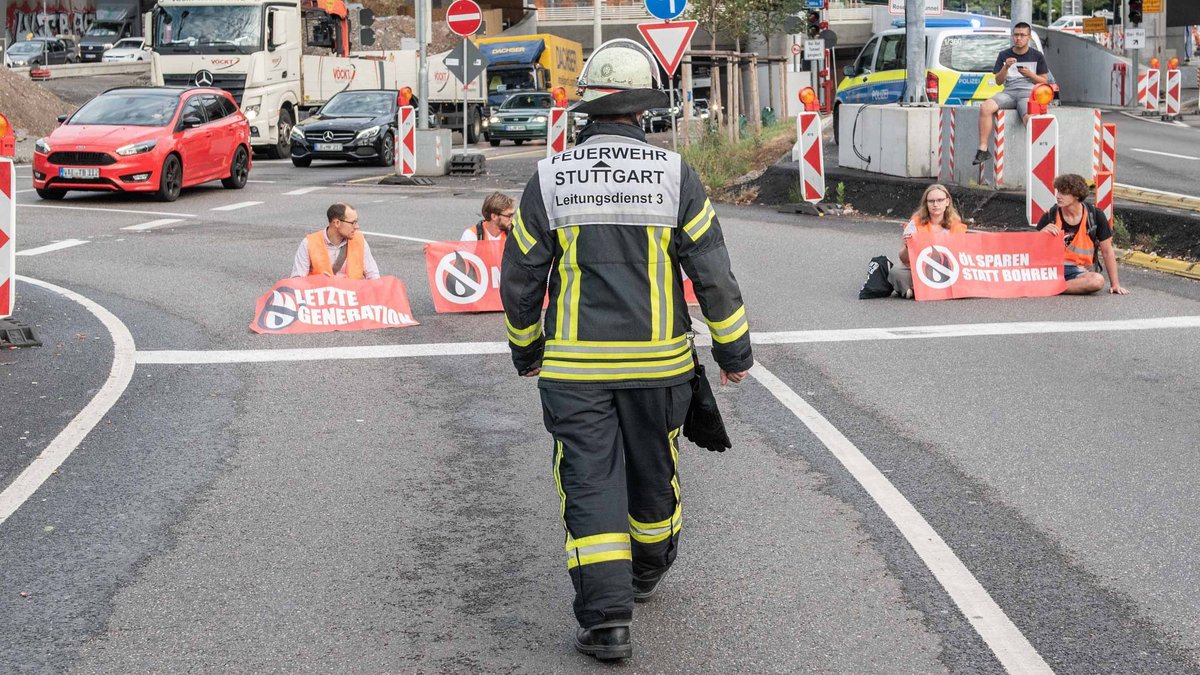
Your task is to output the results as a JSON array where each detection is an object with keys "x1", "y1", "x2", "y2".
[
  {"x1": 425, "y1": 240, "x2": 504, "y2": 313},
  {"x1": 251, "y1": 275, "x2": 419, "y2": 334},
  {"x1": 908, "y1": 232, "x2": 1066, "y2": 301}
]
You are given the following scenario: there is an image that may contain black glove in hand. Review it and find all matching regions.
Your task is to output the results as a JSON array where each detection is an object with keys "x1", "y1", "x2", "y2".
[{"x1": 683, "y1": 359, "x2": 732, "y2": 452}]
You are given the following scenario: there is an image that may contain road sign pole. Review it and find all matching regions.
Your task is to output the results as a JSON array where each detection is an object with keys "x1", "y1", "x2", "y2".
[
  {"x1": 669, "y1": 87, "x2": 677, "y2": 151},
  {"x1": 463, "y1": 39, "x2": 468, "y2": 151}
]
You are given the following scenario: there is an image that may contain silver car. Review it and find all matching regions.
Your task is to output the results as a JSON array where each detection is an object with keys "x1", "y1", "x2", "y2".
[{"x1": 102, "y1": 37, "x2": 151, "y2": 61}]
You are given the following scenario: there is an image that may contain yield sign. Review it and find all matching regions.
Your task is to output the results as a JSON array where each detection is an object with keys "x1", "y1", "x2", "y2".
[{"x1": 637, "y1": 20, "x2": 697, "y2": 77}]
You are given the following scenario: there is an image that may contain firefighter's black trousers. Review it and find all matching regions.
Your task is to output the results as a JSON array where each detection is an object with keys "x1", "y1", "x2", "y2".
[{"x1": 539, "y1": 382, "x2": 692, "y2": 629}]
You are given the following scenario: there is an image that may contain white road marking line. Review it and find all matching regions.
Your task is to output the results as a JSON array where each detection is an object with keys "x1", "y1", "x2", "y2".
[
  {"x1": 121, "y1": 218, "x2": 184, "y2": 231},
  {"x1": 360, "y1": 230, "x2": 435, "y2": 244},
  {"x1": 748, "y1": 364, "x2": 1053, "y2": 674},
  {"x1": 17, "y1": 204, "x2": 196, "y2": 217},
  {"x1": 211, "y1": 201, "x2": 263, "y2": 211},
  {"x1": 134, "y1": 315, "x2": 1200, "y2": 365},
  {"x1": 15, "y1": 239, "x2": 89, "y2": 256},
  {"x1": 16, "y1": 188, "x2": 36, "y2": 194},
  {"x1": 1116, "y1": 110, "x2": 1190, "y2": 127},
  {"x1": 284, "y1": 186, "x2": 325, "y2": 196},
  {"x1": 1114, "y1": 183, "x2": 1200, "y2": 201},
  {"x1": 1130, "y1": 147, "x2": 1199, "y2": 161},
  {"x1": 247, "y1": 180, "x2": 277, "y2": 183},
  {"x1": 0, "y1": 276, "x2": 137, "y2": 528}
]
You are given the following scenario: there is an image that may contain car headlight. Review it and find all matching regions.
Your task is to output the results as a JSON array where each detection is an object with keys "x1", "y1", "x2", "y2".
[
  {"x1": 115, "y1": 140, "x2": 158, "y2": 156},
  {"x1": 243, "y1": 105, "x2": 260, "y2": 121},
  {"x1": 355, "y1": 124, "x2": 383, "y2": 140},
  {"x1": 103, "y1": 43, "x2": 113, "y2": 50},
  {"x1": 489, "y1": 116, "x2": 500, "y2": 124},
  {"x1": 290, "y1": 126, "x2": 305, "y2": 140},
  {"x1": 533, "y1": 115, "x2": 547, "y2": 123},
  {"x1": 34, "y1": 138, "x2": 51, "y2": 154}
]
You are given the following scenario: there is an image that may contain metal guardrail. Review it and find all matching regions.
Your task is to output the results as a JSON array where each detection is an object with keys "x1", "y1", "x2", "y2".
[
  {"x1": 538, "y1": 4, "x2": 652, "y2": 23},
  {"x1": 9, "y1": 61, "x2": 151, "y2": 80}
]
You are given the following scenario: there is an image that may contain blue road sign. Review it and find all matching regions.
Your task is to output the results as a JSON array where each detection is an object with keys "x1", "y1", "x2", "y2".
[
  {"x1": 805, "y1": 0, "x2": 825, "y2": 8},
  {"x1": 644, "y1": 0, "x2": 686, "y2": 21}
]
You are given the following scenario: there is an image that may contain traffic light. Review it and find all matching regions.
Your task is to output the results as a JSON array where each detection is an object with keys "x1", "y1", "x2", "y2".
[
  {"x1": 806, "y1": 10, "x2": 821, "y2": 38},
  {"x1": 1129, "y1": 0, "x2": 1142, "y2": 25},
  {"x1": 358, "y1": 6, "x2": 375, "y2": 47}
]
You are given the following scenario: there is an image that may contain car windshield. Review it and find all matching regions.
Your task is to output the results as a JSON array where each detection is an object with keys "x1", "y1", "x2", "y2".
[
  {"x1": 8, "y1": 41, "x2": 42, "y2": 54},
  {"x1": 938, "y1": 35, "x2": 1012, "y2": 72},
  {"x1": 155, "y1": 4, "x2": 263, "y2": 53},
  {"x1": 69, "y1": 92, "x2": 180, "y2": 126},
  {"x1": 115, "y1": 39, "x2": 144, "y2": 49},
  {"x1": 85, "y1": 24, "x2": 121, "y2": 37},
  {"x1": 320, "y1": 92, "x2": 396, "y2": 117},
  {"x1": 501, "y1": 95, "x2": 552, "y2": 110}
]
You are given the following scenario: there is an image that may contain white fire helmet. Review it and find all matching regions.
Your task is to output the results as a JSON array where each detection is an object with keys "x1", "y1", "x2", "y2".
[{"x1": 570, "y1": 39, "x2": 670, "y2": 115}]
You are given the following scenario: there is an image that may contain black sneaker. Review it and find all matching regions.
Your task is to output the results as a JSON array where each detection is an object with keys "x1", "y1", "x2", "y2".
[
  {"x1": 633, "y1": 570, "x2": 668, "y2": 603},
  {"x1": 574, "y1": 626, "x2": 632, "y2": 660},
  {"x1": 972, "y1": 149, "x2": 991, "y2": 165}
]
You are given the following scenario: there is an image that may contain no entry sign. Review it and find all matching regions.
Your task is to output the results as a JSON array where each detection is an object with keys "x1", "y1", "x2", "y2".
[{"x1": 446, "y1": 0, "x2": 483, "y2": 37}]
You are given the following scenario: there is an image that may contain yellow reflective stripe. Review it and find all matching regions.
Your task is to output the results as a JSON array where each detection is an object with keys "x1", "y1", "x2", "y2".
[
  {"x1": 689, "y1": 211, "x2": 715, "y2": 241},
  {"x1": 684, "y1": 199, "x2": 714, "y2": 234},
  {"x1": 712, "y1": 320, "x2": 748, "y2": 344},
  {"x1": 707, "y1": 305, "x2": 745, "y2": 331},
  {"x1": 669, "y1": 427, "x2": 681, "y2": 502},
  {"x1": 506, "y1": 316, "x2": 542, "y2": 347},
  {"x1": 629, "y1": 504, "x2": 682, "y2": 544},
  {"x1": 566, "y1": 549, "x2": 632, "y2": 570},
  {"x1": 554, "y1": 227, "x2": 580, "y2": 341},
  {"x1": 554, "y1": 440, "x2": 567, "y2": 523},
  {"x1": 566, "y1": 532, "x2": 631, "y2": 551},
  {"x1": 512, "y1": 209, "x2": 537, "y2": 255},
  {"x1": 648, "y1": 228, "x2": 661, "y2": 342},
  {"x1": 546, "y1": 336, "x2": 688, "y2": 349},
  {"x1": 659, "y1": 227, "x2": 674, "y2": 339},
  {"x1": 706, "y1": 305, "x2": 748, "y2": 344},
  {"x1": 540, "y1": 359, "x2": 695, "y2": 382},
  {"x1": 544, "y1": 342, "x2": 690, "y2": 361}
]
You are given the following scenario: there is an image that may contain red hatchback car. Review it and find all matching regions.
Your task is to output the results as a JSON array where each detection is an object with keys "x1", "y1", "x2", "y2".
[{"x1": 33, "y1": 86, "x2": 251, "y2": 202}]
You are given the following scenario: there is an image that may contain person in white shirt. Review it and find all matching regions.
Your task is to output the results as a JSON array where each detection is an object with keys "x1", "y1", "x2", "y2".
[
  {"x1": 461, "y1": 191, "x2": 515, "y2": 241},
  {"x1": 291, "y1": 203, "x2": 381, "y2": 280}
]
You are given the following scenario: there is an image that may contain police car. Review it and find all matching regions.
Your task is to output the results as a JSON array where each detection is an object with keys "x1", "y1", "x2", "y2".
[{"x1": 834, "y1": 19, "x2": 1044, "y2": 143}]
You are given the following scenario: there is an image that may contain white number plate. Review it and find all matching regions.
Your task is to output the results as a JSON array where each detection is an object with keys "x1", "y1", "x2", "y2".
[
  {"x1": 314, "y1": 143, "x2": 343, "y2": 151},
  {"x1": 506, "y1": 125, "x2": 526, "y2": 131},
  {"x1": 60, "y1": 167, "x2": 100, "y2": 179}
]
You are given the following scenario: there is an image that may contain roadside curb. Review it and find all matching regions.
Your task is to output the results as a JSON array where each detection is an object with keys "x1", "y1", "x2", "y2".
[
  {"x1": 1116, "y1": 250, "x2": 1200, "y2": 281},
  {"x1": 1114, "y1": 184, "x2": 1200, "y2": 213}
]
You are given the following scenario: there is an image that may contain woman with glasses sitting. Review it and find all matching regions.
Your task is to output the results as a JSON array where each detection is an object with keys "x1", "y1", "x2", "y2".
[{"x1": 888, "y1": 183, "x2": 967, "y2": 299}]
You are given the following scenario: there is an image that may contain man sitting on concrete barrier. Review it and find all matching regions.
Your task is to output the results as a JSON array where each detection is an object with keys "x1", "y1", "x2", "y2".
[
  {"x1": 291, "y1": 202, "x2": 381, "y2": 280},
  {"x1": 1036, "y1": 174, "x2": 1129, "y2": 295},
  {"x1": 974, "y1": 22, "x2": 1050, "y2": 166},
  {"x1": 461, "y1": 191, "x2": 515, "y2": 241}
]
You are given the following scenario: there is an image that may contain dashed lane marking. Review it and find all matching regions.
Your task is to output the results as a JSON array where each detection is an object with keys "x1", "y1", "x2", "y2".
[
  {"x1": 0, "y1": 276, "x2": 137, "y2": 528},
  {"x1": 16, "y1": 204, "x2": 196, "y2": 217},
  {"x1": 246, "y1": 180, "x2": 277, "y2": 183},
  {"x1": 133, "y1": 315, "x2": 1200, "y2": 365},
  {"x1": 283, "y1": 187, "x2": 326, "y2": 196},
  {"x1": 121, "y1": 218, "x2": 184, "y2": 231},
  {"x1": 15, "y1": 239, "x2": 90, "y2": 256},
  {"x1": 211, "y1": 201, "x2": 264, "y2": 211}
]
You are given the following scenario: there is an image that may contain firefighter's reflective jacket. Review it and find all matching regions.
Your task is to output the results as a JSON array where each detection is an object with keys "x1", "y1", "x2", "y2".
[{"x1": 500, "y1": 122, "x2": 753, "y2": 388}]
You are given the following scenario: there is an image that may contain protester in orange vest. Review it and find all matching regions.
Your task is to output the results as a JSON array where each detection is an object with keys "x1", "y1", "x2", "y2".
[
  {"x1": 461, "y1": 191, "x2": 515, "y2": 241},
  {"x1": 888, "y1": 183, "x2": 968, "y2": 299},
  {"x1": 291, "y1": 202, "x2": 381, "y2": 280},
  {"x1": 1036, "y1": 173, "x2": 1128, "y2": 295}
]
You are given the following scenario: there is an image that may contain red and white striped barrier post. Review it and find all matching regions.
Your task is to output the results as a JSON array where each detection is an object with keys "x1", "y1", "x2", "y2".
[
  {"x1": 1091, "y1": 109, "x2": 1102, "y2": 181},
  {"x1": 396, "y1": 86, "x2": 416, "y2": 177},
  {"x1": 993, "y1": 110, "x2": 1007, "y2": 188},
  {"x1": 1027, "y1": 114, "x2": 1059, "y2": 227},
  {"x1": 1148, "y1": 67, "x2": 1161, "y2": 112},
  {"x1": 1095, "y1": 170, "x2": 1113, "y2": 226},
  {"x1": 1101, "y1": 122, "x2": 1117, "y2": 177},
  {"x1": 937, "y1": 107, "x2": 945, "y2": 181},
  {"x1": 1, "y1": 157, "x2": 14, "y2": 319},
  {"x1": 546, "y1": 86, "x2": 570, "y2": 158},
  {"x1": 948, "y1": 108, "x2": 956, "y2": 180},
  {"x1": 1164, "y1": 60, "x2": 1182, "y2": 120},
  {"x1": 796, "y1": 87, "x2": 824, "y2": 204}
]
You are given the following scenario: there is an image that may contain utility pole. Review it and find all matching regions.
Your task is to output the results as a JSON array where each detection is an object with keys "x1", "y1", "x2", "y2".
[
  {"x1": 1011, "y1": 0, "x2": 1033, "y2": 25},
  {"x1": 592, "y1": 0, "x2": 602, "y2": 53},
  {"x1": 902, "y1": 0, "x2": 927, "y2": 104},
  {"x1": 417, "y1": 0, "x2": 430, "y2": 129}
]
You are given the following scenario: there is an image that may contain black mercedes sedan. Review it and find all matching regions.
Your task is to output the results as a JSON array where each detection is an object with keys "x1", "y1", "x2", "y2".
[{"x1": 290, "y1": 90, "x2": 402, "y2": 168}]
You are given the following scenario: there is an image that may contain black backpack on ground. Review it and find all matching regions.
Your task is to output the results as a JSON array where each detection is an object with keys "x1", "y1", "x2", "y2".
[{"x1": 858, "y1": 255, "x2": 894, "y2": 299}]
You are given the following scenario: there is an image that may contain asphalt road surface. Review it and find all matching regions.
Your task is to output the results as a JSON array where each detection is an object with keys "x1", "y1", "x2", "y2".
[
  {"x1": 1104, "y1": 109, "x2": 1200, "y2": 197},
  {"x1": 2, "y1": 145, "x2": 1200, "y2": 673}
]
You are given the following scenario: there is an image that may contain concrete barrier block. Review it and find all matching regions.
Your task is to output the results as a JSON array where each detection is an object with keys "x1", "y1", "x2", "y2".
[
  {"x1": 949, "y1": 106, "x2": 1098, "y2": 189},
  {"x1": 414, "y1": 129, "x2": 451, "y2": 176},
  {"x1": 837, "y1": 104, "x2": 940, "y2": 178}
]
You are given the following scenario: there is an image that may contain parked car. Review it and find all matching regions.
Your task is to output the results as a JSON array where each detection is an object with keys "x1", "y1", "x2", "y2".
[
  {"x1": 834, "y1": 19, "x2": 1045, "y2": 143},
  {"x1": 32, "y1": 86, "x2": 252, "y2": 202},
  {"x1": 4, "y1": 37, "x2": 77, "y2": 67},
  {"x1": 693, "y1": 98, "x2": 711, "y2": 121},
  {"x1": 102, "y1": 37, "x2": 151, "y2": 62},
  {"x1": 642, "y1": 89, "x2": 682, "y2": 133},
  {"x1": 486, "y1": 92, "x2": 562, "y2": 146},
  {"x1": 289, "y1": 89, "x2": 401, "y2": 168},
  {"x1": 55, "y1": 34, "x2": 80, "y2": 60}
]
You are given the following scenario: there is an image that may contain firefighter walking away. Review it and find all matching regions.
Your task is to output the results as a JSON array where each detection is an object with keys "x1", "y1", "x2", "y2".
[{"x1": 500, "y1": 38, "x2": 754, "y2": 661}]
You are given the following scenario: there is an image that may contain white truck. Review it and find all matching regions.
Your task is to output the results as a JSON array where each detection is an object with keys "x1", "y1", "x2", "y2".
[{"x1": 149, "y1": 0, "x2": 487, "y2": 157}]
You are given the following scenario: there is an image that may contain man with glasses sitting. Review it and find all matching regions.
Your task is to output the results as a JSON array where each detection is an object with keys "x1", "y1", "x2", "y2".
[
  {"x1": 291, "y1": 202, "x2": 381, "y2": 280},
  {"x1": 461, "y1": 191, "x2": 516, "y2": 241},
  {"x1": 974, "y1": 22, "x2": 1050, "y2": 166}
]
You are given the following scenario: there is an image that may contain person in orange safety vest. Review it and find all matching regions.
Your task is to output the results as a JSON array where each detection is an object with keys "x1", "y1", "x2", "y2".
[
  {"x1": 290, "y1": 202, "x2": 381, "y2": 280},
  {"x1": 889, "y1": 183, "x2": 968, "y2": 299},
  {"x1": 1036, "y1": 173, "x2": 1128, "y2": 295}
]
